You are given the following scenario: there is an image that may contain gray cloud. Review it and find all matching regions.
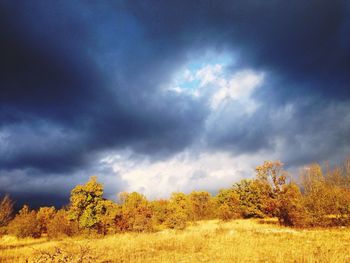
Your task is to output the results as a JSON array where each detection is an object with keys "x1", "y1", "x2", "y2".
[{"x1": 1, "y1": 0, "x2": 349, "y2": 206}]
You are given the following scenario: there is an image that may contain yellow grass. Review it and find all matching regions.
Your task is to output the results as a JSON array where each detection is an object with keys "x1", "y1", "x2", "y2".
[{"x1": 1, "y1": 219, "x2": 350, "y2": 262}]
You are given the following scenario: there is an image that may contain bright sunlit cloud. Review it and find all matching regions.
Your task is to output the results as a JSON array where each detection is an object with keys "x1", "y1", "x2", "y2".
[
  {"x1": 166, "y1": 51, "x2": 233, "y2": 96},
  {"x1": 103, "y1": 149, "x2": 276, "y2": 199},
  {"x1": 166, "y1": 51, "x2": 264, "y2": 113},
  {"x1": 210, "y1": 70, "x2": 264, "y2": 111}
]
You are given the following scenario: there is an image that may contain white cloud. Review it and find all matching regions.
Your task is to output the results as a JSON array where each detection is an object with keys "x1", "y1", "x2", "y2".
[
  {"x1": 210, "y1": 70, "x2": 264, "y2": 111},
  {"x1": 183, "y1": 68, "x2": 195, "y2": 82},
  {"x1": 166, "y1": 57, "x2": 264, "y2": 115},
  {"x1": 195, "y1": 64, "x2": 223, "y2": 87},
  {"x1": 104, "y1": 149, "x2": 277, "y2": 199}
]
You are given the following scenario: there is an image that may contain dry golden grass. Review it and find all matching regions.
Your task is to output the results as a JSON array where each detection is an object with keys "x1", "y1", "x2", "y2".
[{"x1": 1, "y1": 219, "x2": 350, "y2": 262}]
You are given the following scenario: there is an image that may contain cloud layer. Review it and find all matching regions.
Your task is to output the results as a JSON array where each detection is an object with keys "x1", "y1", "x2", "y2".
[{"x1": 1, "y1": 0, "x2": 350, "y2": 207}]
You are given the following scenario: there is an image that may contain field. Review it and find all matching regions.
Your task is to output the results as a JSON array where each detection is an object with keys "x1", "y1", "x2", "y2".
[{"x1": 1, "y1": 219, "x2": 350, "y2": 262}]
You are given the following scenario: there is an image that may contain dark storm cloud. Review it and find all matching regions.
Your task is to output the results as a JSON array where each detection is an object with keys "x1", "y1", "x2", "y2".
[
  {"x1": 126, "y1": 0, "x2": 350, "y2": 100},
  {"x1": 0, "y1": 1, "x2": 207, "y2": 177},
  {"x1": 0, "y1": 1, "x2": 107, "y2": 124},
  {"x1": 124, "y1": 0, "x2": 350, "y2": 164},
  {"x1": 1, "y1": 0, "x2": 350, "y2": 205},
  {"x1": 206, "y1": 95, "x2": 350, "y2": 167},
  {"x1": 274, "y1": 101, "x2": 350, "y2": 167}
]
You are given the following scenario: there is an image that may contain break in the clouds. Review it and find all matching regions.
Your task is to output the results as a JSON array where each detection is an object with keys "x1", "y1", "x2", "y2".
[{"x1": 1, "y1": 0, "x2": 350, "y2": 207}]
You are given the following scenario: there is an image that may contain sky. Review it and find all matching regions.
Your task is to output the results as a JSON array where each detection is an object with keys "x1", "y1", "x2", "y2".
[{"x1": 1, "y1": 0, "x2": 350, "y2": 207}]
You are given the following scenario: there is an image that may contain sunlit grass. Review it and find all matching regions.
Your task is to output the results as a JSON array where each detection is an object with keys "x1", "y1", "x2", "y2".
[{"x1": 1, "y1": 219, "x2": 350, "y2": 262}]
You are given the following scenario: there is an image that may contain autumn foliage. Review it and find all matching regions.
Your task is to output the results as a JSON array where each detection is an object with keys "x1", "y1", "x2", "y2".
[
  {"x1": 2, "y1": 158, "x2": 350, "y2": 239},
  {"x1": 0, "y1": 195, "x2": 14, "y2": 228}
]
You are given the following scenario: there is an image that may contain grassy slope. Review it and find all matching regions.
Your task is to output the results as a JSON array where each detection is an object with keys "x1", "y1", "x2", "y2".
[{"x1": 1, "y1": 219, "x2": 350, "y2": 262}]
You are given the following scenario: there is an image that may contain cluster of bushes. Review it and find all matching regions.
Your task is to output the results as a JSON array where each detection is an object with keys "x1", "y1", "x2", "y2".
[
  {"x1": 216, "y1": 159, "x2": 350, "y2": 227},
  {"x1": 1, "y1": 158, "x2": 350, "y2": 238},
  {"x1": 0, "y1": 177, "x2": 216, "y2": 238}
]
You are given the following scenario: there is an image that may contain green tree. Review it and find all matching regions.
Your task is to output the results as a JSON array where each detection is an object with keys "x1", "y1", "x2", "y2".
[{"x1": 68, "y1": 176, "x2": 105, "y2": 230}]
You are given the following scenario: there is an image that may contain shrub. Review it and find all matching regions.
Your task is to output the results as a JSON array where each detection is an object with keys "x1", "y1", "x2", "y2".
[
  {"x1": 47, "y1": 209, "x2": 79, "y2": 239},
  {"x1": 277, "y1": 183, "x2": 307, "y2": 227},
  {"x1": 0, "y1": 195, "x2": 14, "y2": 227},
  {"x1": 97, "y1": 200, "x2": 120, "y2": 234},
  {"x1": 37, "y1": 206, "x2": 56, "y2": 234},
  {"x1": 234, "y1": 179, "x2": 275, "y2": 218},
  {"x1": 33, "y1": 243, "x2": 99, "y2": 262},
  {"x1": 164, "y1": 209, "x2": 188, "y2": 230},
  {"x1": 189, "y1": 191, "x2": 213, "y2": 220},
  {"x1": 120, "y1": 192, "x2": 154, "y2": 232},
  {"x1": 215, "y1": 189, "x2": 241, "y2": 220},
  {"x1": 151, "y1": 199, "x2": 170, "y2": 226},
  {"x1": 164, "y1": 193, "x2": 190, "y2": 230},
  {"x1": 301, "y1": 164, "x2": 337, "y2": 227},
  {"x1": 326, "y1": 186, "x2": 350, "y2": 226},
  {"x1": 8, "y1": 205, "x2": 41, "y2": 238}
]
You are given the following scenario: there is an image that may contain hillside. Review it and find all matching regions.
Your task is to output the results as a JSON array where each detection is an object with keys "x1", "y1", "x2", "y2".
[{"x1": 1, "y1": 219, "x2": 350, "y2": 262}]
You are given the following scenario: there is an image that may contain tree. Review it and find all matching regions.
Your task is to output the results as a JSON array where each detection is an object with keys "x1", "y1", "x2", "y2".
[
  {"x1": 301, "y1": 164, "x2": 332, "y2": 226},
  {"x1": 151, "y1": 199, "x2": 170, "y2": 225},
  {"x1": 256, "y1": 160, "x2": 287, "y2": 193},
  {"x1": 277, "y1": 183, "x2": 307, "y2": 227},
  {"x1": 297, "y1": 162, "x2": 350, "y2": 227},
  {"x1": 68, "y1": 176, "x2": 105, "y2": 230},
  {"x1": 0, "y1": 195, "x2": 14, "y2": 227},
  {"x1": 97, "y1": 199, "x2": 120, "y2": 234},
  {"x1": 233, "y1": 179, "x2": 273, "y2": 218},
  {"x1": 189, "y1": 191, "x2": 213, "y2": 220},
  {"x1": 215, "y1": 189, "x2": 241, "y2": 220},
  {"x1": 120, "y1": 192, "x2": 153, "y2": 232},
  {"x1": 329, "y1": 186, "x2": 350, "y2": 226},
  {"x1": 37, "y1": 206, "x2": 56, "y2": 234},
  {"x1": 47, "y1": 209, "x2": 79, "y2": 239},
  {"x1": 165, "y1": 192, "x2": 190, "y2": 229}
]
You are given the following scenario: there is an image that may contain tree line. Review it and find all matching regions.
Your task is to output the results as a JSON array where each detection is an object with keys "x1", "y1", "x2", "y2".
[{"x1": 1, "y1": 158, "x2": 350, "y2": 239}]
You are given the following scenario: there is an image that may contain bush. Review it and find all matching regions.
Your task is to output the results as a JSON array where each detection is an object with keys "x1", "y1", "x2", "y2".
[
  {"x1": 164, "y1": 210, "x2": 188, "y2": 230},
  {"x1": 37, "y1": 206, "x2": 56, "y2": 234},
  {"x1": 0, "y1": 195, "x2": 14, "y2": 227},
  {"x1": 215, "y1": 189, "x2": 241, "y2": 221},
  {"x1": 189, "y1": 191, "x2": 213, "y2": 220},
  {"x1": 97, "y1": 200, "x2": 120, "y2": 234},
  {"x1": 164, "y1": 193, "x2": 190, "y2": 230},
  {"x1": 8, "y1": 205, "x2": 41, "y2": 238},
  {"x1": 47, "y1": 209, "x2": 79, "y2": 239},
  {"x1": 120, "y1": 192, "x2": 154, "y2": 232},
  {"x1": 33, "y1": 243, "x2": 100, "y2": 262},
  {"x1": 324, "y1": 186, "x2": 350, "y2": 226},
  {"x1": 234, "y1": 179, "x2": 275, "y2": 218},
  {"x1": 151, "y1": 199, "x2": 170, "y2": 225},
  {"x1": 277, "y1": 184, "x2": 307, "y2": 227}
]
